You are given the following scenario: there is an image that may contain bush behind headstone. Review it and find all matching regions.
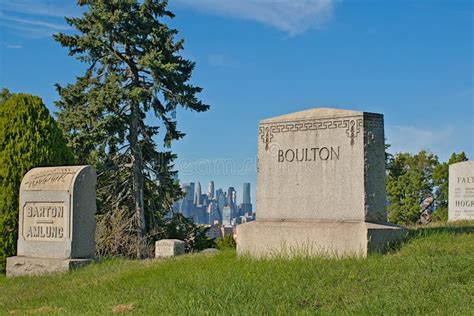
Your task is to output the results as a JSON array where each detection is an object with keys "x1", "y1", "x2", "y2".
[{"x1": 0, "y1": 91, "x2": 74, "y2": 271}]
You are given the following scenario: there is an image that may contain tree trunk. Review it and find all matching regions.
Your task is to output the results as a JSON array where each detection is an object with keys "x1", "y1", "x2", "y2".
[{"x1": 130, "y1": 101, "x2": 146, "y2": 258}]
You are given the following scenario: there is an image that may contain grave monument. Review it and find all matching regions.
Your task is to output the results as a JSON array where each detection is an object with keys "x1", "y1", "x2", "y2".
[
  {"x1": 6, "y1": 165, "x2": 96, "y2": 276},
  {"x1": 449, "y1": 161, "x2": 474, "y2": 221},
  {"x1": 237, "y1": 108, "x2": 405, "y2": 257},
  {"x1": 155, "y1": 239, "x2": 185, "y2": 258}
]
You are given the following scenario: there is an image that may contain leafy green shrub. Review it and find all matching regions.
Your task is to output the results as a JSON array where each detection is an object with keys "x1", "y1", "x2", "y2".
[
  {"x1": 386, "y1": 151, "x2": 439, "y2": 225},
  {"x1": 432, "y1": 152, "x2": 468, "y2": 222},
  {"x1": 0, "y1": 91, "x2": 74, "y2": 271},
  {"x1": 160, "y1": 213, "x2": 215, "y2": 252},
  {"x1": 215, "y1": 234, "x2": 236, "y2": 250}
]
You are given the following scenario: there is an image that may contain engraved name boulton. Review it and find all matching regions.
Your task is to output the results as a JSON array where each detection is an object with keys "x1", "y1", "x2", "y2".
[{"x1": 278, "y1": 146, "x2": 340, "y2": 163}]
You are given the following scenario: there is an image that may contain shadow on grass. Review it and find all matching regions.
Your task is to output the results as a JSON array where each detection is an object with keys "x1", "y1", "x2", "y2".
[
  {"x1": 407, "y1": 221, "x2": 474, "y2": 237},
  {"x1": 383, "y1": 221, "x2": 474, "y2": 254}
]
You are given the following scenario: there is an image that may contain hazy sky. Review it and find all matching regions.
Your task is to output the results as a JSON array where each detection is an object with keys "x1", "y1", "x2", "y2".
[{"x1": 1, "y1": 0, "x2": 472, "y2": 205}]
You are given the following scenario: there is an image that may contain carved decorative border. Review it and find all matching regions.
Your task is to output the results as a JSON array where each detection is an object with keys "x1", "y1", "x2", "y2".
[{"x1": 259, "y1": 116, "x2": 383, "y2": 150}]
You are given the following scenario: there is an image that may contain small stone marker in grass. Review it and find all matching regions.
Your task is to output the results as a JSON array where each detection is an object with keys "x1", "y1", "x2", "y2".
[
  {"x1": 449, "y1": 161, "x2": 474, "y2": 221},
  {"x1": 6, "y1": 166, "x2": 96, "y2": 276},
  {"x1": 155, "y1": 239, "x2": 185, "y2": 258},
  {"x1": 237, "y1": 108, "x2": 405, "y2": 258}
]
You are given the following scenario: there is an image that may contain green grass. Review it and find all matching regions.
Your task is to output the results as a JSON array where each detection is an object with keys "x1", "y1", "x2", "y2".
[{"x1": 1, "y1": 222, "x2": 473, "y2": 315}]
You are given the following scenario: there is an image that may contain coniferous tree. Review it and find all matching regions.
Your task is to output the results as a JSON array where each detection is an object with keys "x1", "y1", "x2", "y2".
[
  {"x1": 0, "y1": 91, "x2": 74, "y2": 270},
  {"x1": 54, "y1": 0, "x2": 209, "y2": 257}
]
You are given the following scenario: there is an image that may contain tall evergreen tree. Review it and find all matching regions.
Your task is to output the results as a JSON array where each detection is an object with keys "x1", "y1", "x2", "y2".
[{"x1": 54, "y1": 0, "x2": 209, "y2": 257}]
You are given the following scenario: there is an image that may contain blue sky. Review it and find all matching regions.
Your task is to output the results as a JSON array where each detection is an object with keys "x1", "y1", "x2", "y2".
[{"x1": 0, "y1": 0, "x2": 473, "y2": 205}]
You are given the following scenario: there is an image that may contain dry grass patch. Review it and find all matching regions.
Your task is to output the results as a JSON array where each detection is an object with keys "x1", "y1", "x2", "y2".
[
  {"x1": 8, "y1": 306, "x2": 63, "y2": 314},
  {"x1": 112, "y1": 303, "x2": 135, "y2": 314}
]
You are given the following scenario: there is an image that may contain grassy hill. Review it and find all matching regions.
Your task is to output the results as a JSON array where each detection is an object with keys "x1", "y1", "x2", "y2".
[{"x1": 1, "y1": 222, "x2": 473, "y2": 315}]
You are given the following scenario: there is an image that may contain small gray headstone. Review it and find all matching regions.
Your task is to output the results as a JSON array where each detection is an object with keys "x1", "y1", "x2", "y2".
[
  {"x1": 155, "y1": 239, "x2": 185, "y2": 258},
  {"x1": 449, "y1": 161, "x2": 474, "y2": 221},
  {"x1": 7, "y1": 166, "x2": 96, "y2": 276}
]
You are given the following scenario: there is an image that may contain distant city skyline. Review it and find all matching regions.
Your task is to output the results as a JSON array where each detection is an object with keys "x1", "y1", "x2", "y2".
[
  {"x1": 175, "y1": 180, "x2": 254, "y2": 226},
  {"x1": 1, "y1": 0, "x2": 472, "y2": 200}
]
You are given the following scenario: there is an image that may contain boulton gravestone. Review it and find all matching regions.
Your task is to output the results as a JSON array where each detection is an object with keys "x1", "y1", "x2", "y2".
[
  {"x1": 236, "y1": 108, "x2": 405, "y2": 258},
  {"x1": 6, "y1": 166, "x2": 96, "y2": 276},
  {"x1": 449, "y1": 161, "x2": 474, "y2": 221}
]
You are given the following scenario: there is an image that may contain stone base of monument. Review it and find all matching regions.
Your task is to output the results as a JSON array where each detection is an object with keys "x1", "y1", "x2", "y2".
[
  {"x1": 236, "y1": 221, "x2": 406, "y2": 258},
  {"x1": 6, "y1": 256, "x2": 93, "y2": 277}
]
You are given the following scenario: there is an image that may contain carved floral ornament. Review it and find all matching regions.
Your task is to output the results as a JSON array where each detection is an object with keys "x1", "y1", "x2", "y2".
[
  {"x1": 23, "y1": 169, "x2": 76, "y2": 189},
  {"x1": 259, "y1": 117, "x2": 383, "y2": 150}
]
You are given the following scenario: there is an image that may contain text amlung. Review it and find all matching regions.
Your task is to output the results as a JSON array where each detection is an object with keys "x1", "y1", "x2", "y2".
[
  {"x1": 24, "y1": 204, "x2": 65, "y2": 240},
  {"x1": 277, "y1": 146, "x2": 340, "y2": 163}
]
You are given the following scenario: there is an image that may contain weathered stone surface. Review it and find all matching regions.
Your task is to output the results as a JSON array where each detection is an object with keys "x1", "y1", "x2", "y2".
[
  {"x1": 237, "y1": 221, "x2": 404, "y2": 258},
  {"x1": 257, "y1": 108, "x2": 386, "y2": 222},
  {"x1": 237, "y1": 107, "x2": 405, "y2": 258},
  {"x1": 449, "y1": 161, "x2": 474, "y2": 221},
  {"x1": 6, "y1": 256, "x2": 92, "y2": 277},
  {"x1": 7, "y1": 165, "x2": 97, "y2": 277},
  {"x1": 155, "y1": 239, "x2": 185, "y2": 258}
]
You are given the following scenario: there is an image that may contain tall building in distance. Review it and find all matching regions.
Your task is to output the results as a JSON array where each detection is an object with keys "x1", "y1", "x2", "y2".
[
  {"x1": 243, "y1": 183, "x2": 251, "y2": 204},
  {"x1": 227, "y1": 187, "x2": 236, "y2": 206},
  {"x1": 207, "y1": 181, "x2": 215, "y2": 199},
  {"x1": 173, "y1": 180, "x2": 255, "y2": 227},
  {"x1": 240, "y1": 182, "x2": 253, "y2": 217},
  {"x1": 216, "y1": 188, "x2": 223, "y2": 199},
  {"x1": 188, "y1": 183, "x2": 195, "y2": 201},
  {"x1": 194, "y1": 182, "x2": 202, "y2": 206}
]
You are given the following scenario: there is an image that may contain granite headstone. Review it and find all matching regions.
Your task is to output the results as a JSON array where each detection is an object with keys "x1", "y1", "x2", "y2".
[
  {"x1": 6, "y1": 165, "x2": 96, "y2": 276},
  {"x1": 155, "y1": 239, "x2": 185, "y2": 258},
  {"x1": 237, "y1": 108, "x2": 405, "y2": 258},
  {"x1": 449, "y1": 161, "x2": 474, "y2": 221}
]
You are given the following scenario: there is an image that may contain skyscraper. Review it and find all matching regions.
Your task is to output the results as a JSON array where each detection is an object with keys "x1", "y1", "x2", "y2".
[
  {"x1": 243, "y1": 183, "x2": 251, "y2": 204},
  {"x1": 188, "y1": 183, "x2": 195, "y2": 201},
  {"x1": 217, "y1": 192, "x2": 226, "y2": 223},
  {"x1": 207, "y1": 181, "x2": 215, "y2": 199},
  {"x1": 222, "y1": 206, "x2": 232, "y2": 226},
  {"x1": 178, "y1": 183, "x2": 195, "y2": 217},
  {"x1": 194, "y1": 182, "x2": 202, "y2": 206},
  {"x1": 181, "y1": 183, "x2": 194, "y2": 202},
  {"x1": 242, "y1": 182, "x2": 253, "y2": 216},
  {"x1": 227, "y1": 187, "x2": 236, "y2": 206}
]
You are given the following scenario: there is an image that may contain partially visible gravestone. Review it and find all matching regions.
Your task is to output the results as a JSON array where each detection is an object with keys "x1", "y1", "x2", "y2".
[
  {"x1": 6, "y1": 166, "x2": 96, "y2": 276},
  {"x1": 449, "y1": 161, "x2": 474, "y2": 221},
  {"x1": 201, "y1": 248, "x2": 218, "y2": 255},
  {"x1": 155, "y1": 239, "x2": 185, "y2": 258},
  {"x1": 237, "y1": 108, "x2": 405, "y2": 258}
]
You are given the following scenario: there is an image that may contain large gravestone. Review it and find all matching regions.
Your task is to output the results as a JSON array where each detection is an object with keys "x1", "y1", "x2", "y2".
[
  {"x1": 6, "y1": 166, "x2": 96, "y2": 276},
  {"x1": 449, "y1": 161, "x2": 474, "y2": 221},
  {"x1": 237, "y1": 108, "x2": 405, "y2": 257}
]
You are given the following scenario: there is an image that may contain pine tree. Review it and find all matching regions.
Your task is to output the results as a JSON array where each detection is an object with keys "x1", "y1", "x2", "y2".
[
  {"x1": 0, "y1": 91, "x2": 74, "y2": 270},
  {"x1": 54, "y1": 0, "x2": 209, "y2": 257}
]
